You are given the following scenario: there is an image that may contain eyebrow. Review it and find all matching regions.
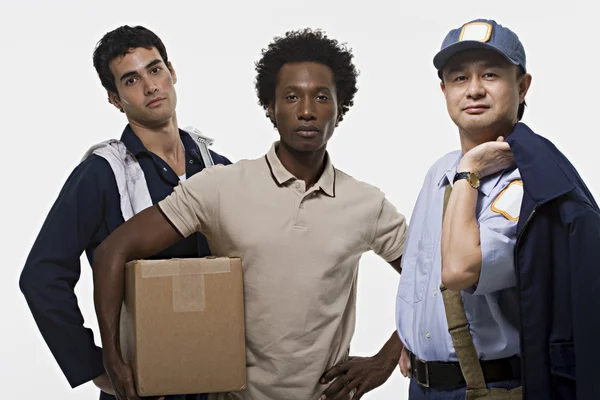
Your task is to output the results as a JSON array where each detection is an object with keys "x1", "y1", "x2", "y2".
[
  {"x1": 282, "y1": 85, "x2": 333, "y2": 93},
  {"x1": 119, "y1": 59, "x2": 163, "y2": 82},
  {"x1": 446, "y1": 60, "x2": 504, "y2": 75}
]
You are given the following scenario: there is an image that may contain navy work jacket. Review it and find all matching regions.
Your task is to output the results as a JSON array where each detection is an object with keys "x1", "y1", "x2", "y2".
[
  {"x1": 19, "y1": 125, "x2": 232, "y2": 400},
  {"x1": 507, "y1": 122, "x2": 600, "y2": 399}
]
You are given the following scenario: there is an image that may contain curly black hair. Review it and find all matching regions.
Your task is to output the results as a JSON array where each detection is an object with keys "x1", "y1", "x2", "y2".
[
  {"x1": 255, "y1": 28, "x2": 359, "y2": 127},
  {"x1": 93, "y1": 25, "x2": 169, "y2": 95}
]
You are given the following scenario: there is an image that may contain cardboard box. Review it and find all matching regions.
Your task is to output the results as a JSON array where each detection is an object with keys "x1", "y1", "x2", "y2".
[{"x1": 120, "y1": 257, "x2": 246, "y2": 396}]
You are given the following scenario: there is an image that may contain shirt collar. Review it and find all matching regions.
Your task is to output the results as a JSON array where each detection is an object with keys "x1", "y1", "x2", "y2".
[
  {"x1": 180, "y1": 129, "x2": 201, "y2": 153},
  {"x1": 120, "y1": 124, "x2": 200, "y2": 158},
  {"x1": 120, "y1": 125, "x2": 147, "y2": 156},
  {"x1": 265, "y1": 142, "x2": 336, "y2": 197},
  {"x1": 316, "y1": 152, "x2": 336, "y2": 197},
  {"x1": 437, "y1": 151, "x2": 462, "y2": 188},
  {"x1": 436, "y1": 151, "x2": 504, "y2": 197}
]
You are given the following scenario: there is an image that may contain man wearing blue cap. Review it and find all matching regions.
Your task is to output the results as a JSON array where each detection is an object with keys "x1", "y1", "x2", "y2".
[{"x1": 396, "y1": 19, "x2": 600, "y2": 399}]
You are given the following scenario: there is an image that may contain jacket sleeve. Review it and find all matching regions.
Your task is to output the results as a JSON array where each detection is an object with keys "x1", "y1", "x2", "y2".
[
  {"x1": 209, "y1": 149, "x2": 233, "y2": 166},
  {"x1": 569, "y1": 210, "x2": 600, "y2": 399},
  {"x1": 19, "y1": 156, "x2": 116, "y2": 388}
]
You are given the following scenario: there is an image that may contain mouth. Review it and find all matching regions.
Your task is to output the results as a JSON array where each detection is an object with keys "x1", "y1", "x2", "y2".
[
  {"x1": 463, "y1": 104, "x2": 490, "y2": 114},
  {"x1": 294, "y1": 125, "x2": 320, "y2": 138},
  {"x1": 146, "y1": 97, "x2": 166, "y2": 107}
]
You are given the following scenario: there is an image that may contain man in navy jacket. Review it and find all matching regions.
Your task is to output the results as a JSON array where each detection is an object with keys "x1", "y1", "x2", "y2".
[
  {"x1": 506, "y1": 123, "x2": 600, "y2": 399},
  {"x1": 19, "y1": 25, "x2": 231, "y2": 400},
  {"x1": 398, "y1": 18, "x2": 599, "y2": 400}
]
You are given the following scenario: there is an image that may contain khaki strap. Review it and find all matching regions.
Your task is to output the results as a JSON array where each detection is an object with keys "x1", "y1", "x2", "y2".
[
  {"x1": 441, "y1": 184, "x2": 487, "y2": 390},
  {"x1": 442, "y1": 182, "x2": 453, "y2": 220}
]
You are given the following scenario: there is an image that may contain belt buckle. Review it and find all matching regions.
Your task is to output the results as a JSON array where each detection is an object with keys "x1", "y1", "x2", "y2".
[{"x1": 415, "y1": 357, "x2": 430, "y2": 388}]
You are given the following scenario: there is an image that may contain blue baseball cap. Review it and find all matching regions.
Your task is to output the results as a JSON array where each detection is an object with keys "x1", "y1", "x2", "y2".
[{"x1": 433, "y1": 19, "x2": 526, "y2": 73}]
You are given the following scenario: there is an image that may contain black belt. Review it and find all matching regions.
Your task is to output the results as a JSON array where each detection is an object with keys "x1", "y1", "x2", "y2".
[{"x1": 409, "y1": 351, "x2": 521, "y2": 390}]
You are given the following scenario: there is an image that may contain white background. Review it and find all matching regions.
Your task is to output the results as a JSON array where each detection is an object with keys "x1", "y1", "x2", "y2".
[{"x1": 1, "y1": 0, "x2": 597, "y2": 399}]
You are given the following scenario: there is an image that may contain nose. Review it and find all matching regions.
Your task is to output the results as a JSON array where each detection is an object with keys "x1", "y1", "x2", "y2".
[
  {"x1": 297, "y1": 96, "x2": 316, "y2": 121},
  {"x1": 142, "y1": 75, "x2": 159, "y2": 96},
  {"x1": 466, "y1": 77, "x2": 485, "y2": 100}
]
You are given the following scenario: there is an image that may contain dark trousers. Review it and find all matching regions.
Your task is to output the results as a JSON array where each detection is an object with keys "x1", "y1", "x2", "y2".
[{"x1": 408, "y1": 377, "x2": 521, "y2": 399}]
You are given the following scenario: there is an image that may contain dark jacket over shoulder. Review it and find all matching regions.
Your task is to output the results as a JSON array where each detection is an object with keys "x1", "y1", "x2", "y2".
[{"x1": 507, "y1": 123, "x2": 600, "y2": 400}]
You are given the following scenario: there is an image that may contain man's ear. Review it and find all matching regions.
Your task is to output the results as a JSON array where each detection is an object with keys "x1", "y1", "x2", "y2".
[
  {"x1": 167, "y1": 61, "x2": 177, "y2": 84},
  {"x1": 335, "y1": 102, "x2": 343, "y2": 127},
  {"x1": 518, "y1": 72, "x2": 532, "y2": 104},
  {"x1": 108, "y1": 91, "x2": 124, "y2": 113},
  {"x1": 440, "y1": 80, "x2": 447, "y2": 99}
]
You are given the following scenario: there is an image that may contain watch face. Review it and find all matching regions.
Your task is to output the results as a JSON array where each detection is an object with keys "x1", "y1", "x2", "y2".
[{"x1": 469, "y1": 173, "x2": 481, "y2": 189}]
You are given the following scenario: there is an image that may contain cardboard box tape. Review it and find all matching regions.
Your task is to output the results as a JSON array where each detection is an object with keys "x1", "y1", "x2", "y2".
[{"x1": 140, "y1": 258, "x2": 231, "y2": 312}]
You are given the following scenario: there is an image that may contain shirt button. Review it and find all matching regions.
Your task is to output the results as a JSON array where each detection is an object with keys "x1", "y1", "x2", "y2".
[
  {"x1": 189, "y1": 160, "x2": 194, "y2": 164},
  {"x1": 300, "y1": 204, "x2": 304, "y2": 209},
  {"x1": 433, "y1": 290, "x2": 437, "y2": 297},
  {"x1": 426, "y1": 332, "x2": 431, "y2": 339},
  {"x1": 295, "y1": 183, "x2": 301, "y2": 189},
  {"x1": 163, "y1": 167, "x2": 168, "y2": 172}
]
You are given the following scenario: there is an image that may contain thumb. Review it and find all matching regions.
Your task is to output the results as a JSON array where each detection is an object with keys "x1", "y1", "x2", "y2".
[{"x1": 496, "y1": 136, "x2": 505, "y2": 142}]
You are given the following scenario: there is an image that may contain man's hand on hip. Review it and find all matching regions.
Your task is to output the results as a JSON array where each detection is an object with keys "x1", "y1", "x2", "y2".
[
  {"x1": 398, "y1": 346, "x2": 412, "y2": 378},
  {"x1": 319, "y1": 353, "x2": 397, "y2": 399}
]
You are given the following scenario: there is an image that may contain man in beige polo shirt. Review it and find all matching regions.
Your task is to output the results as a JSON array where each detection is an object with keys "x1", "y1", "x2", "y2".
[{"x1": 93, "y1": 28, "x2": 408, "y2": 400}]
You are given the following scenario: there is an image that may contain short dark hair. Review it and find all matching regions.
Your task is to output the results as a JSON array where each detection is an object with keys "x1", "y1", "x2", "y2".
[
  {"x1": 93, "y1": 25, "x2": 169, "y2": 95},
  {"x1": 255, "y1": 28, "x2": 359, "y2": 127},
  {"x1": 517, "y1": 69, "x2": 526, "y2": 121}
]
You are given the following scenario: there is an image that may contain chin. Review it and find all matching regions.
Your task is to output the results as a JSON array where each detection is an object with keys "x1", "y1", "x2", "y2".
[
  {"x1": 457, "y1": 117, "x2": 495, "y2": 132},
  {"x1": 150, "y1": 109, "x2": 175, "y2": 122},
  {"x1": 282, "y1": 138, "x2": 324, "y2": 153},
  {"x1": 293, "y1": 142, "x2": 322, "y2": 153},
  {"x1": 140, "y1": 115, "x2": 173, "y2": 128}
]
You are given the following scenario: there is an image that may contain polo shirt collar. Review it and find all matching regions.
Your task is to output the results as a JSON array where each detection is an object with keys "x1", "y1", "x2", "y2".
[{"x1": 265, "y1": 142, "x2": 336, "y2": 197}]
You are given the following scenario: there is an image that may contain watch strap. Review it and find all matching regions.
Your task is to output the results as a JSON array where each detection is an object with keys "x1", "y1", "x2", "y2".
[{"x1": 453, "y1": 171, "x2": 471, "y2": 184}]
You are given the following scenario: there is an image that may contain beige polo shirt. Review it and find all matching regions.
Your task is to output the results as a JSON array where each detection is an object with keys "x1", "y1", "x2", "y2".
[{"x1": 158, "y1": 143, "x2": 407, "y2": 400}]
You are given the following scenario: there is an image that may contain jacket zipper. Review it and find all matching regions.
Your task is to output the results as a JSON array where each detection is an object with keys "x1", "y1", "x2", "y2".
[
  {"x1": 516, "y1": 206, "x2": 538, "y2": 248},
  {"x1": 514, "y1": 204, "x2": 538, "y2": 394}
]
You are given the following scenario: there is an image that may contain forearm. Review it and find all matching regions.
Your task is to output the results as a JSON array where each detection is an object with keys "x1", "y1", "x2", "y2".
[
  {"x1": 93, "y1": 239, "x2": 129, "y2": 362},
  {"x1": 92, "y1": 205, "x2": 184, "y2": 362},
  {"x1": 375, "y1": 330, "x2": 404, "y2": 365},
  {"x1": 21, "y1": 264, "x2": 105, "y2": 387},
  {"x1": 441, "y1": 178, "x2": 482, "y2": 290},
  {"x1": 389, "y1": 256, "x2": 402, "y2": 274},
  {"x1": 19, "y1": 203, "x2": 106, "y2": 386}
]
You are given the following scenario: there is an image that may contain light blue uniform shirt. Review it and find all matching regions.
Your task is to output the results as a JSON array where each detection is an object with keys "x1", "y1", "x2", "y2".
[{"x1": 396, "y1": 150, "x2": 522, "y2": 362}]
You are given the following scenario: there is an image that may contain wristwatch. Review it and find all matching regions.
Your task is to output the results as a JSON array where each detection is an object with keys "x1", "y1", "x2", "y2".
[{"x1": 453, "y1": 171, "x2": 480, "y2": 189}]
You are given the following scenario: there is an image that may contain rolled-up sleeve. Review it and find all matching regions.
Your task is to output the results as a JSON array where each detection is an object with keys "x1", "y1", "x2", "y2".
[
  {"x1": 472, "y1": 221, "x2": 518, "y2": 295},
  {"x1": 468, "y1": 175, "x2": 523, "y2": 295}
]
